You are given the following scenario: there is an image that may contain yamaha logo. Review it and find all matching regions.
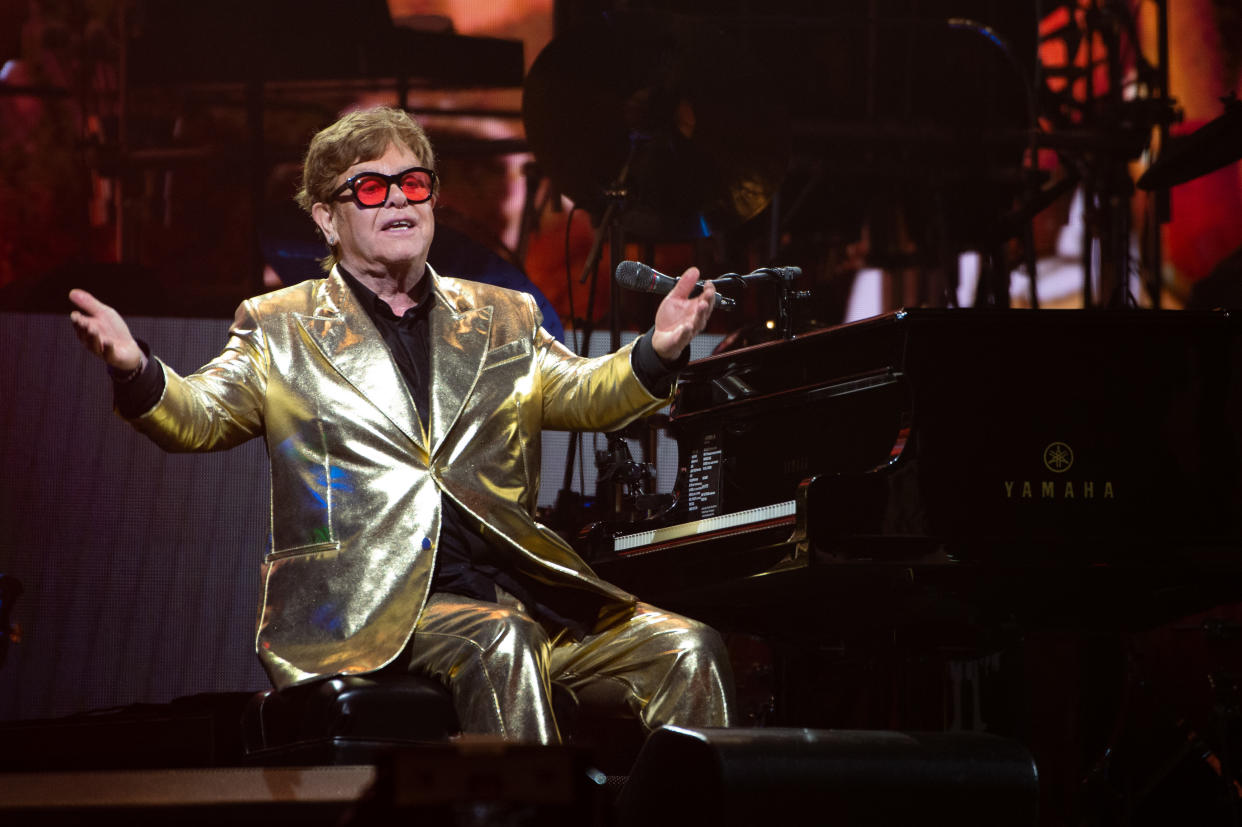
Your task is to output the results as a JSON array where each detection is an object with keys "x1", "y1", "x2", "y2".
[
  {"x1": 1043, "y1": 442, "x2": 1074, "y2": 473},
  {"x1": 1003, "y1": 441, "x2": 1114, "y2": 500}
]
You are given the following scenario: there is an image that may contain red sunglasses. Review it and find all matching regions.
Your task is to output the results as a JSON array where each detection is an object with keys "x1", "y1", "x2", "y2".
[{"x1": 331, "y1": 166, "x2": 437, "y2": 209}]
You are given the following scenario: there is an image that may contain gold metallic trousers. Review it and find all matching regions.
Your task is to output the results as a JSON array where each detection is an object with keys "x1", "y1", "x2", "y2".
[{"x1": 395, "y1": 592, "x2": 736, "y2": 744}]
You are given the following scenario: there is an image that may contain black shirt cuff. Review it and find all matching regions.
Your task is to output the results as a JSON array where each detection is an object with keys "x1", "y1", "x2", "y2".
[
  {"x1": 113, "y1": 339, "x2": 165, "y2": 419},
  {"x1": 632, "y1": 328, "x2": 689, "y2": 398}
]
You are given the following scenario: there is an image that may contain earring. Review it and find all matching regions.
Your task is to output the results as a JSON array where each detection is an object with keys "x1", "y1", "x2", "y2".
[{"x1": 326, "y1": 235, "x2": 337, "y2": 246}]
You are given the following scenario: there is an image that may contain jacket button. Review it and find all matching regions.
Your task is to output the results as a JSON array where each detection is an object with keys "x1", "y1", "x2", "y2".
[{"x1": 421, "y1": 537, "x2": 432, "y2": 550}]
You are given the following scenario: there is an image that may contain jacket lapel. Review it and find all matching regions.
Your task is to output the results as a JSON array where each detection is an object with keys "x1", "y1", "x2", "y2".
[
  {"x1": 429, "y1": 275, "x2": 493, "y2": 456},
  {"x1": 296, "y1": 270, "x2": 427, "y2": 454}
]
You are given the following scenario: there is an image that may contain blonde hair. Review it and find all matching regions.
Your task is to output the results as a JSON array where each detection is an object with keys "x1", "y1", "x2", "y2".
[{"x1": 296, "y1": 106, "x2": 436, "y2": 271}]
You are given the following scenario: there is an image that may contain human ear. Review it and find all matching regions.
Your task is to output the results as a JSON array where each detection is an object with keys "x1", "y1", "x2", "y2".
[{"x1": 311, "y1": 202, "x2": 337, "y2": 245}]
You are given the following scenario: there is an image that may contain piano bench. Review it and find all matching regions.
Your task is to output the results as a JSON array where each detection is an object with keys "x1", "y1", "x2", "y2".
[
  {"x1": 241, "y1": 674, "x2": 587, "y2": 765},
  {"x1": 241, "y1": 674, "x2": 460, "y2": 765}
]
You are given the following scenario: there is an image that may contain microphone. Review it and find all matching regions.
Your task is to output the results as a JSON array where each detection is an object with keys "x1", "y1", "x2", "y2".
[{"x1": 613, "y1": 261, "x2": 737, "y2": 310}]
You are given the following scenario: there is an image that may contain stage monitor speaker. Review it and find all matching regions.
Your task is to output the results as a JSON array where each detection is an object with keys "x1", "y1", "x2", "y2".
[{"x1": 617, "y1": 727, "x2": 1038, "y2": 827}]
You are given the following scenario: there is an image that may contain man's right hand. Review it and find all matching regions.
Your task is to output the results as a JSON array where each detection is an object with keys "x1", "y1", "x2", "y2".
[{"x1": 68, "y1": 289, "x2": 144, "y2": 372}]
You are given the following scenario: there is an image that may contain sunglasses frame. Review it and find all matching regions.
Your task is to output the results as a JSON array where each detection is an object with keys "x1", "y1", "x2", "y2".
[{"x1": 331, "y1": 166, "x2": 438, "y2": 209}]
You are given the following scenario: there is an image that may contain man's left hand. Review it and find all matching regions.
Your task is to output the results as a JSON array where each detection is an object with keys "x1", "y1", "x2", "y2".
[{"x1": 651, "y1": 267, "x2": 715, "y2": 362}]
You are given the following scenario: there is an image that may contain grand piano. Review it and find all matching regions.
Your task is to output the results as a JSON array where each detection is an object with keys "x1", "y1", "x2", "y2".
[{"x1": 591, "y1": 308, "x2": 1242, "y2": 641}]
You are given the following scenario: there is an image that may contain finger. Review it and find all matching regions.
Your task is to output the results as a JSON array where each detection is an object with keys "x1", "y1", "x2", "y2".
[
  {"x1": 688, "y1": 285, "x2": 715, "y2": 326},
  {"x1": 69, "y1": 309, "x2": 97, "y2": 330},
  {"x1": 70, "y1": 310, "x2": 101, "y2": 338},
  {"x1": 72, "y1": 324, "x2": 105, "y2": 356},
  {"x1": 668, "y1": 267, "x2": 702, "y2": 299},
  {"x1": 69, "y1": 311, "x2": 108, "y2": 352},
  {"x1": 696, "y1": 280, "x2": 717, "y2": 305},
  {"x1": 69, "y1": 318, "x2": 89, "y2": 344},
  {"x1": 70, "y1": 312, "x2": 94, "y2": 339},
  {"x1": 68, "y1": 288, "x2": 105, "y2": 315}
]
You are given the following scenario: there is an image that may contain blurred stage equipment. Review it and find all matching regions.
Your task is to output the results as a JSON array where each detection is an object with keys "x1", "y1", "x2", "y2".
[
  {"x1": 543, "y1": 2, "x2": 1179, "y2": 313},
  {"x1": 1138, "y1": 93, "x2": 1242, "y2": 191},
  {"x1": 523, "y1": 9, "x2": 790, "y2": 349},
  {"x1": 530, "y1": 4, "x2": 1042, "y2": 322},
  {"x1": 1037, "y1": 0, "x2": 1179, "y2": 307},
  {"x1": 126, "y1": 0, "x2": 522, "y2": 90},
  {"x1": 523, "y1": 11, "x2": 789, "y2": 243},
  {"x1": 110, "y1": 0, "x2": 525, "y2": 295},
  {"x1": 1081, "y1": 614, "x2": 1242, "y2": 827}
]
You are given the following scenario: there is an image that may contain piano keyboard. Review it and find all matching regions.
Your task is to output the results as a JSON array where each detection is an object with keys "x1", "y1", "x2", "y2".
[{"x1": 613, "y1": 499, "x2": 798, "y2": 557}]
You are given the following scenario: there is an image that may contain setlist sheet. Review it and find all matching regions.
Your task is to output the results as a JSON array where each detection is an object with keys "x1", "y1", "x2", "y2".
[{"x1": 685, "y1": 431, "x2": 722, "y2": 518}]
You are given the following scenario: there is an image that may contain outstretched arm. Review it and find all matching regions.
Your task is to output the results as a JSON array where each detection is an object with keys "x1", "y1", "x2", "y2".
[
  {"x1": 539, "y1": 269, "x2": 716, "y2": 431},
  {"x1": 69, "y1": 288, "x2": 266, "y2": 450}
]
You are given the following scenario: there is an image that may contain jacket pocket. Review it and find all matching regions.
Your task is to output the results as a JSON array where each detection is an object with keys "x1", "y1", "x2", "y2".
[
  {"x1": 481, "y1": 338, "x2": 531, "y2": 371},
  {"x1": 265, "y1": 540, "x2": 340, "y2": 562}
]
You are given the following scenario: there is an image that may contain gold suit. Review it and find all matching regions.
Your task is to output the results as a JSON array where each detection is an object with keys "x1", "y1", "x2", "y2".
[{"x1": 125, "y1": 266, "x2": 733, "y2": 739}]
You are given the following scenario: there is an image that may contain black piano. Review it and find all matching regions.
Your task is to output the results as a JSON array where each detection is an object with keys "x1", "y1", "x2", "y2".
[{"x1": 592, "y1": 308, "x2": 1242, "y2": 638}]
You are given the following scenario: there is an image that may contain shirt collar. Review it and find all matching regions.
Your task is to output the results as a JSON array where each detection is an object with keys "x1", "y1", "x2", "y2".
[{"x1": 338, "y1": 264, "x2": 434, "y2": 323}]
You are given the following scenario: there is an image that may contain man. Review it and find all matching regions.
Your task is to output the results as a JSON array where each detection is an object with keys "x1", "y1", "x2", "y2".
[{"x1": 69, "y1": 106, "x2": 733, "y2": 743}]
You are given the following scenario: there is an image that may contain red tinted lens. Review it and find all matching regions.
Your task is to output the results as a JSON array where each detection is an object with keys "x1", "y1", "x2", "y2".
[
  {"x1": 352, "y1": 175, "x2": 390, "y2": 206},
  {"x1": 399, "y1": 170, "x2": 433, "y2": 202}
]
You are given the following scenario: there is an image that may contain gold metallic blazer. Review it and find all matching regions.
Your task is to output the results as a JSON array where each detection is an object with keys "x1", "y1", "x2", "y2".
[{"x1": 127, "y1": 267, "x2": 668, "y2": 688}]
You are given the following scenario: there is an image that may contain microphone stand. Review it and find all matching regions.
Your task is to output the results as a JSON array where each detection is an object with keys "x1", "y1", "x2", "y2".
[
  {"x1": 711, "y1": 267, "x2": 808, "y2": 340},
  {"x1": 555, "y1": 142, "x2": 641, "y2": 531}
]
